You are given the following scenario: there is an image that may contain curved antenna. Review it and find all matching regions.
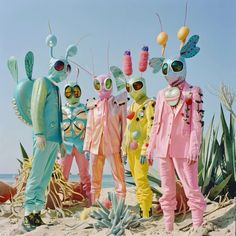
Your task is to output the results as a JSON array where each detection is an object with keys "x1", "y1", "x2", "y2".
[
  {"x1": 107, "y1": 42, "x2": 110, "y2": 75},
  {"x1": 184, "y1": 0, "x2": 189, "y2": 26},
  {"x1": 155, "y1": 13, "x2": 168, "y2": 56},
  {"x1": 69, "y1": 60, "x2": 94, "y2": 77},
  {"x1": 76, "y1": 34, "x2": 91, "y2": 46},
  {"x1": 75, "y1": 67, "x2": 80, "y2": 84},
  {"x1": 90, "y1": 48, "x2": 95, "y2": 77},
  {"x1": 177, "y1": 0, "x2": 190, "y2": 49},
  {"x1": 48, "y1": 20, "x2": 52, "y2": 34},
  {"x1": 46, "y1": 21, "x2": 57, "y2": 58},
  {"x1": 155, "y1": 13, "x2": 163, "y2": 32}
]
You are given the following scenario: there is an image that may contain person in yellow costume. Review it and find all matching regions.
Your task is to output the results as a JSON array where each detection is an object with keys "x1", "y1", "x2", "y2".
[{"x1": 110, "y1": 47, "x2": 155, "y2": 218}]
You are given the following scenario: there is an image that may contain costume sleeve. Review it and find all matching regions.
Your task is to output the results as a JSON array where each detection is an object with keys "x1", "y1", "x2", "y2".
[
  {"x1": 147, "y1": 91, "x2": 161, "y2": 155},
  {"x1": 31, "y1": 78, "x2": 47, "y2": 136},
  {"x1": 189, "y1": 87, "x2": 203, "y2": 160},
  {"x1": 141, "y1": 100, "x2": 155, "y2": 156},
  {"x1": 83, "y1": 108, "x2": 93, "y2": 152},
  {"x1": 121, "y1": 106, "x2": 129, "y2": 156},
  {"x1": 59, "y1": 94, "x2": 63, "y2": 144},
  {"x1": 119, "y1": 101, "x2": 127, "y2": 145}
]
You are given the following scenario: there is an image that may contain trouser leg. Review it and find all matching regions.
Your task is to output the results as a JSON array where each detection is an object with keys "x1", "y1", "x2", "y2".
[
  {"x1": 74, "y1": 148, "x2": 91, "y2": 202},
  {"x1": 24, "y1": 140, "x2": 59, "y2": 213},
  {"x1": 90, "y1": 153, "x2": 105, "y2": 204},
  {"x1": 158, "y1": 156, "x2": 176, "y2": 231},
  {"x1": 172, "y1": 158, "x2": 206, "y2": 227},
  {"x1": 107, "y1": 153, "x2": 126, "y2": 199},
  {"x1": 59, "y1": 149, "x2": 73, "y2": 181},
  {"x1": 130, "y1": 151, "x2": 152, "y2": 218}
]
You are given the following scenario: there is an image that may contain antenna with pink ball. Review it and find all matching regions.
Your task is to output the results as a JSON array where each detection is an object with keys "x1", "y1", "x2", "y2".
[
  {"x1": 123, "y1": 50, "x2": 133, "y2": 76},
  {"x1": 138, "y1": 46, "x2": 149, "y2": 77}
]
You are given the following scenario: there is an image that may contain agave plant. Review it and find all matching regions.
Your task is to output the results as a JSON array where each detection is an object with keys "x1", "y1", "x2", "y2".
[
  {"x1": 10, "y1": 143, "x2": 85, "y2": 217},
  {"x1": 199, "y1": 105, "x2": 236, "y2": 200},
  {"x1": 90, "y1": 192, "x2": 148, "y2": 236}
]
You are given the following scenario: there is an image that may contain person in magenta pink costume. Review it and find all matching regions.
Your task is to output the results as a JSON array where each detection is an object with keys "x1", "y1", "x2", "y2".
[
  {"x1": 147, "y1": 34, "x2": 206, "y2": 232},
  {"x1": 83, "y1": 74, "x2": 127, "y2": 204}
]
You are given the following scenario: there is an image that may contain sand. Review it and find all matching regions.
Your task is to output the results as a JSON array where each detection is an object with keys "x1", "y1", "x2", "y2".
[{"x1": 0, "y1": 187, "x2": 235, "y2": 236}]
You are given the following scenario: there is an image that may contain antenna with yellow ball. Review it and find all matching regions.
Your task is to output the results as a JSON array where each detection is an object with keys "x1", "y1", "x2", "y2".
[
  {"x1": 177, "y1": 0, "x2": 190, "y2": 49},
  {"x1": 155, "y1": 13, "x2": 168, "y2": 56}
]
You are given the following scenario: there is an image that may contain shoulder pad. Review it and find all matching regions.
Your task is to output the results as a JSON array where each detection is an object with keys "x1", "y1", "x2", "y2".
[
  {"x1": 143, "y1": 97, "x2": 156, "y2": 107},
  {"x1": 86, "y1": 97, "x2": 99, "y2": 109},
  {"x1": 114, "y1": 92, "x2": 128, "y2": 106}
]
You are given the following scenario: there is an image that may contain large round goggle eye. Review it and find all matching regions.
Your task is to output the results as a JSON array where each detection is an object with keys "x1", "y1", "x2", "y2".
[
  {"x1": 67, "y1": 64, "x2": 71, "y2": 73},
  {"x1": 133, "y1": 81, "x2": 143, "y2": 91},
  {"x1": 54, "y1": 60, "x2": 65, "y2": 71},
  {"x1": 105, "y1": 78, "x2": 112, "y2": 90},
  {"x1": 65, "y1": 86, "x2": 72, "y2": 98},
  {"x1": 171, "y1": 60, "x2": 183, "y2": 72},
  {"x1": 93, "y1": 79, "x2": 101, "y2": 91},
  {"x1": 126, "y1": 83, "x2": 132, "y2": 93},
  {"x1": 73, "y1": 85, "x2": 81, "y2": 98},
  {"x1": 162, "y1": 63, "x2": 168, "y2": 75}
]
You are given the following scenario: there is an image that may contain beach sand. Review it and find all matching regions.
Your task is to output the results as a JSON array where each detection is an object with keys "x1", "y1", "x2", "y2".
[{"x1": 0, "y1": 187, "x2": 235, "y2": 236}]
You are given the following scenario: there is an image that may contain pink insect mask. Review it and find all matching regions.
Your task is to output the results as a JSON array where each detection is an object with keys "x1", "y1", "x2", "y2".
[{"x1": 93, "y1": 74, "x2": 113, "y2": 100}]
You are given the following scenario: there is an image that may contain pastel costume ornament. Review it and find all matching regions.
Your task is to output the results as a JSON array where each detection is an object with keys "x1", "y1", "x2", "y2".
[
  {"x1": 110, "y1": 47, "x2": 154, "y2": 218},
  {"x1": 8, "y1": 33, "x2": 77, "y2": 230},
  {"x1": 148, "y1": 25, "x2": 206, "y2": 231},
  {"x1": 59, "y1": 81, "x2": 91, "y2": 202},
  {"x1": 83, "y1": 74, "x2": 127, "y2": 204}
]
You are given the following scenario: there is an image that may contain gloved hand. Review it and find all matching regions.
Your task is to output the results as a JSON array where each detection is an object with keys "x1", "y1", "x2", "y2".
[
  {"x1": 187, "y1": 152, "x2": 198, "y2": 165},
  {"x1": 147, "y1": 151, "x2": 153, "y2": 166},
  {"x1": 36, "y1": 135, "x2": 46, "y2": 150},
  {"x1": 122, "y1": 155, "x2": 127, "y2": 165},
  {"x1": 84, "y1": 151, "x2": 90, "y2": 161},
  {"x1": 140, "y1": 155, "x2": 146, "y2": 165},
  {"x1": 60, "y1": 144, "x2": 66, "y2": 158}
]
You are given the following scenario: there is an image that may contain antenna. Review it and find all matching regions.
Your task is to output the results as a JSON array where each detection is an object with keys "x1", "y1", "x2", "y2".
[
  {"x1": 75, "y1": 67, "x2": 79, "y2": 84},
  {"x1": 177, "y1": 0, "x2": 190, "y2": 49},
  {"x1": 107, "y1": 42, "x2": 110, "y2": 75},
  {"x1": 70, "y1": 60, "x2": 94, "y2": 77},
  {"x1": 48, "y1": 20, "x2": 52, "y2": 34},
  {"x1": 155, "y1": 13, "x2": 168, "y2": 56}
]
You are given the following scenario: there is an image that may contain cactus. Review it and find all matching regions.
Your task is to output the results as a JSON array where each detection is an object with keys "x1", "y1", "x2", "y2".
[{"x1": 90, "y1": 192, "x2": 149, "y2": 236}]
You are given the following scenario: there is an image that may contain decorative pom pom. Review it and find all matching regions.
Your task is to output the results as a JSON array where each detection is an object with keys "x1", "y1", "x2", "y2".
[
  {"x1": 139, "y1": 46, "x2": 149, "y2": 72},
  {"x1": 124, "y1": 51, "x2": 131, "y2": 56},
  {"x1": 123, "y1": 50, "x2": 132, "y2": 76},
  {"x1": 46, "y1": 34, "x2": 57, "y2": 48}
]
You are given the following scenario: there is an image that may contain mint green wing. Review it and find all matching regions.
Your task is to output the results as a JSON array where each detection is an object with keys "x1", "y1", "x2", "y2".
[
  {"x1": 25, "y1": 51, "x2": 34, "y2": 80},
  {"x1": 110, "y1": 66, "x2": 126, "y2": 91},
  {"x1": 7, "y1": 57, "x2": 18, "y2": 82},
  {"x1": 149, "y1": 57, "x2": 165, "y2": 74}
]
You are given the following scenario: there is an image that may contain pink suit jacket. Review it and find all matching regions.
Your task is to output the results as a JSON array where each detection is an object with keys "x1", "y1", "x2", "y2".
[
  {"x1": 83, "y1": 92, "x2": 127, "y2": 155},
  {"x1": 148, "y1": 82, "x2": 203, "y2": 160}
]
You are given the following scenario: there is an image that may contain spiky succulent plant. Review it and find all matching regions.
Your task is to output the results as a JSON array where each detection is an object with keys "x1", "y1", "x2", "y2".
[{"x1": 90, "y1": 192, "x2": 148, "y2": 236}]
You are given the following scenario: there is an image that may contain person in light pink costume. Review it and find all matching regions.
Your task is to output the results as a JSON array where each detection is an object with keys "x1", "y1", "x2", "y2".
[
  {"x1": 148, "y1": 34, "x2": 206, "y2": 232},
  {"x1": 83, "y1": 74, "x2": 127, "y2": 204}
]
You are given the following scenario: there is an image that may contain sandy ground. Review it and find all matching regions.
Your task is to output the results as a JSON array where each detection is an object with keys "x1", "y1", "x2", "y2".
[{"x1": 0, "y1": 187, "x2": 235, "y2": 236}]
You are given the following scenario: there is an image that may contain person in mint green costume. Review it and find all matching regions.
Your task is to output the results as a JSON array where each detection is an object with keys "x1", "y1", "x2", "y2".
[
  {"x1": 59, "y1": 77, "x2": 91, "y2": 204},
  {"x1": 8, "y1": 33, "x2": 78, "y2": 232}
]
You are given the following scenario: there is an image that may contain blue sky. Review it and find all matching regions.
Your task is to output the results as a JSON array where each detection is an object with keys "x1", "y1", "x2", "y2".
[{"x1": 0, "y1": 0, "x2": 235, "y2": 174}]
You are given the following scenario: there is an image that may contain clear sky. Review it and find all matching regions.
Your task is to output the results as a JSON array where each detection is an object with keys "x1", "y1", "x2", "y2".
[{"x1": 0, "y1": 0, "x2": 235, "y2": 174}]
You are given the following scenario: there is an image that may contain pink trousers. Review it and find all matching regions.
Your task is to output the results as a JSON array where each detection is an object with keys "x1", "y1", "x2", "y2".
[
  {"x1": 158, "y1": 155, "x2": 206, "y2": 231},
  {"x1": 59, "y1": 146, "x2": 91, "y2": 199},
  {"x1": 90, "y1": 152, "x2": 126, "y2": 204}
]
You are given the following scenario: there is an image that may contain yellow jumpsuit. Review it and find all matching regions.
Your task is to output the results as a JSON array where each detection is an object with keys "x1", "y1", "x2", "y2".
[{"x1": 123, "y1": 97, "x2": 155, "y2": 217}]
